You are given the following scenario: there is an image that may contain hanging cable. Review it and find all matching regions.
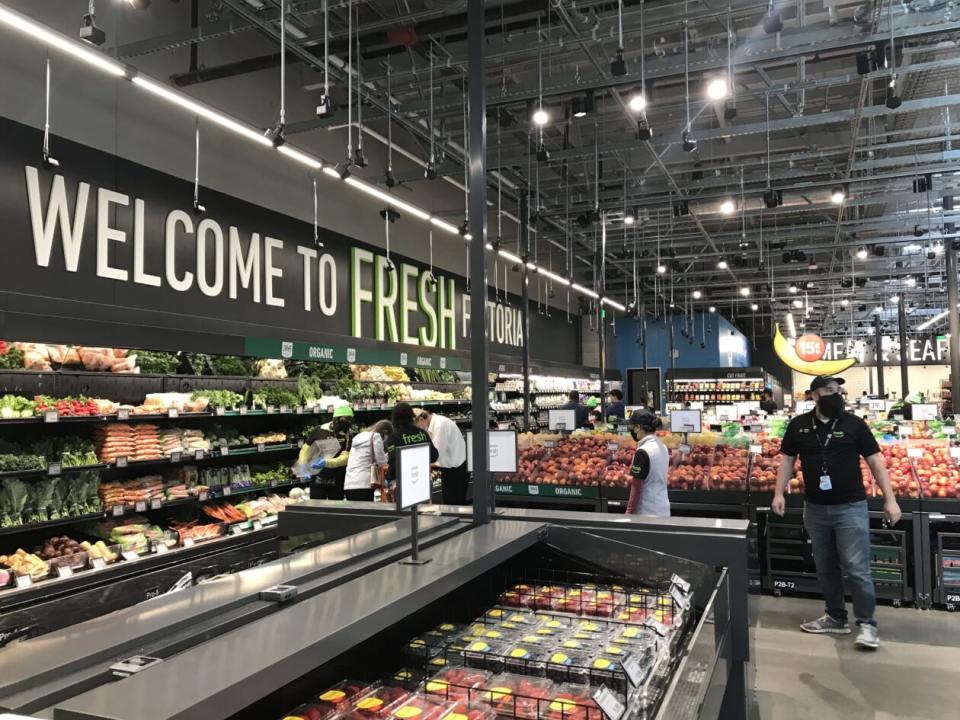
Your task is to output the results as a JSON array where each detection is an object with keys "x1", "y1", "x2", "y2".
[
  {"x1": 385, "y1": 58, "x2": 394, "y2": 186},
  {"x1": 42, "y1": 57, "x2": 58, "y2": 168},
  {"x1": 355, "y1": 7, "x2": 366, "y2": 167},
  {"x1": 313, "y1": 177, "x2": 321, "y2": 248},
  {"x1": 193, "y1": 119, "x2": 204, "y2": 214},
  {"x1": 345, "y1": 0, "x2": 353, "y2": 166},
  {"x1": 425, "y1": 46, "x2": 436, "y2": 179}
]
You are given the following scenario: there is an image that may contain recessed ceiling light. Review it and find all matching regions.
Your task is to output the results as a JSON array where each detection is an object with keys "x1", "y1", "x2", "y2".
[
  {"x1": 628, "y1": 92, "x2": 647, "y2": 113},
  {"x1": 692, "y1": 290, "x2": 702, "y2": 299},
  {"x1": 719, "y1": 199, "x2": 735, "y2": 215},
  {"x1": 830, "y1": 185, "x2": 847, "y2": 204},
  {"x1": 788, "y1": 285, "x2": 798, "y2": 294},
  {"x1": 856, "y1": 246, "x2": 868, "y2": 260},
  {"x1": 750, "y1": 303, "x2": 759, "y2": 311},
  {"x1": 840, "y1": 299, "x2": 849, "y2": 307},
  {"x1": 708, "y1": 306, "x2": 716, "y2": 313},
  {"x1": 717, "y1": 259, "x2": 728, "y2": 269},
  {"x1": 532, "y1": 108, "x2": 549, "y2": 126},
  {"x1": 739, "y1": 287, "x2": 750, "y2": 297},
  {"x1": 656, "y1": 264, "x2": 667, "y2": 274}
]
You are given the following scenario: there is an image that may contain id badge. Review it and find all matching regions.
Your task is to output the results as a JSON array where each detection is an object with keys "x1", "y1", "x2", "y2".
[{"x1": 819, "y1": 474, "x2": 833, "y2": 491}]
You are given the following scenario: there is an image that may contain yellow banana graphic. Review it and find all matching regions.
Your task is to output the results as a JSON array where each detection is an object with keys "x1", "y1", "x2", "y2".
[{"x1": 773, "y1": 324, "x2": 858, "y2": 376}]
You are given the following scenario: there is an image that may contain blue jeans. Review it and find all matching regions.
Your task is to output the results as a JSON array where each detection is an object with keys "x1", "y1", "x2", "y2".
[{"x1": 803, "y1": 500, "x2": 877, "y2": 627}]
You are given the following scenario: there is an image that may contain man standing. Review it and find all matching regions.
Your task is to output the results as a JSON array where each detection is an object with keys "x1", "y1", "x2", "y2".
[
  {"x1": 559, "y1": 390, "x2": 589, "y2": 429},
  {"x1": 759, "y1": 389, "x2": 778, "y2": 414},
  {"x1": 415, "y1": 408, "x2": 468, "y2": 505},
  {"x1": 606, "y1": 389, "x2": 626, "y2": 421},
  {"x1": 773, "y1": 376, "x2": 901, "y2": 650}
]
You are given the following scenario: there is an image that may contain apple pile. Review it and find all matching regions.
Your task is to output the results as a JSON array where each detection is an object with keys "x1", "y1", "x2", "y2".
[
  {"x1": 667, "y1": 445, "x2": 713, "y2": 491},
  {"x1": 904, "y1": 444, "x2": 960, "y2": 499},
  {"x1": 710, "y1": 446, "x2": 748, "y2": 491},
  {"x1": 749, "y1": 439, "x2": 781, "y2": 493},
  {"x1": 880, "y1": 444, "x2": 918, "y2": 498}
]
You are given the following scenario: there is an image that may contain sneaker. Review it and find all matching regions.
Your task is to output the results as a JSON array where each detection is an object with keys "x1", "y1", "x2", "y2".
[
  {"x1": 800, "y1": 614, "x2": 851, "y2": 634},
  {"x1": 855, "y1": 624, "x2": 879, "y2": 649}
]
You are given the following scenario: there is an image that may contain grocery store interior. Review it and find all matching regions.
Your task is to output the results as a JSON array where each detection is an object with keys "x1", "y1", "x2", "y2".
[{"x1": 1, "y1": 1, "x2": 960, "y2": 719}]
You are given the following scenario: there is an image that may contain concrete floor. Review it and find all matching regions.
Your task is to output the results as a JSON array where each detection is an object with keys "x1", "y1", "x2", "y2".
[{"x1": 753, "y1": 595, "x2": 960, "y2": 720}]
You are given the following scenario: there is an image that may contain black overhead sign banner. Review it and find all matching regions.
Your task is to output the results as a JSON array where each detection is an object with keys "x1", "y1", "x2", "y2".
[{"x1": 0, "y1": 118, "x2": 578, "y2": 364}]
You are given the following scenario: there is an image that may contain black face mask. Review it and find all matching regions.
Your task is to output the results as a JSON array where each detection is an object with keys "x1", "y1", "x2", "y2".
[
  {"x1": 631, "y1": 427, "x2": 642, "y2": 441},
  {"x1": 816, "y1": 393, "x2": 844, "y2": 418}
]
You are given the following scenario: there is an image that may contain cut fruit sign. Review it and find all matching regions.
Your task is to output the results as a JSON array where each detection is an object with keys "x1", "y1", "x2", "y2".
[{"x1": 773, "y1": 325, "x2": 857, "y2": 376}]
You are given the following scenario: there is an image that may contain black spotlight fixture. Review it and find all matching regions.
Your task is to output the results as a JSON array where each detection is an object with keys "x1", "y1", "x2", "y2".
[
  {"x1": 723, "y1": 98, "x2": 737, "y2": 121},
  {"x1": 611, "y1": 48, "x2": 627, "y2": 77},
  {"x1": 385, "y1": 169, "x2": 397, "y2": 188},
  {"x1": 885, "y1": 86, "x2": 902, "y2": 110},
  {"x1": 856, "y1": 51, "x2": 877, "y2": 75},
  {"x1": 636, "y1": 118, "x2": 653, "y2": 141},
  {"x1": 672, "y1": 200, "x2": 690, "y2": 217},
  {"x1": 536, "y1": 141, "x2": 550, "y2": 162},
  {"x1": 763, "y1": 188, "x2": 783, "y2": 208},
  {"x1": 316, "y1": 94, "x2": 334, "y2": 118},
  {"x1": 192, "y1": 199, "x2": 206, "y2": 216},
  {"x1": 681, "y1": 131, "x2": 697, "y2": 152},
  {"x1": 424, "y1": 162, "x2": 437, "y2": 180},
  {"x1": 79, "y1": 12, "x2": 106, "y2": 45},
  {"x1": 872, "y1": 245, "x2": 886, "y2": 257},
  {"x1": 338, "y1": 162, "x2": 352, "y2": 180},
  {"x1": 42, "y1": 151, "x2": 60, "y2": 171},
  {"x1": 354, "y1": 146, "x2": 368, "y2": 168},
  {"x1": 380, "y1": 208, "x2": 401, "y2": 223},
  {"x1": 576, "y1": 213, "x2": 591, "y2": 228},
  {"x1": 913, "y1": 225, "x2": 928, "y2": 237},
  {"x1": 263, "y1": 122, "x2": 285, "y2": 148},
  {"x1": 572, "y1": 90, "x2": 594, "y2": 118},
  {"x1": 762, "y1": 4, "x2": 783, "y2": 34},
  {"x1": 912, "y1": 174, "x2": 933, "y2": 193},
  {"x1": 458, "y1": 221, "x2": 469, "y2": 237}
]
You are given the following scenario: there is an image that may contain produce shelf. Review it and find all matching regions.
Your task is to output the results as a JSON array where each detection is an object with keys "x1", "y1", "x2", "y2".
[{"x1": 0, "y1": 511, "x2": 107, "y2": 538}]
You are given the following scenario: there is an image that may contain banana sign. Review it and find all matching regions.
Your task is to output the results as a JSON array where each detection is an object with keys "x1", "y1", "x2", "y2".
[{"x1": 774, "y1": 325, "x2": 857, "y2": 376}]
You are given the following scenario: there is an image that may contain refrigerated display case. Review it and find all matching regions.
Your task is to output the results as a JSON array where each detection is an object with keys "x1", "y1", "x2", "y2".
[{"x1": 0, "y1": 508, "x2": 748, "y2": 720}]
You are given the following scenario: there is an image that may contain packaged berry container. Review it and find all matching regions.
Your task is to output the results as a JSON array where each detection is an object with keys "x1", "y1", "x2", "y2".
[{"x1": 424, "y1": 667, "x2": 491, "y2": 702}]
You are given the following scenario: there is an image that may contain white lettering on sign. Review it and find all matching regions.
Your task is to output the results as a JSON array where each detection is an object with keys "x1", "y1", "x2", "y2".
[
  {"x1": 264, "y1": 236, "x2": 285, "y2": 307},
  {"x1": 416, "y1": 356, "x2": 433, "y2": 367},
  {"x1": 821, "y1": 335, "x2": 949, "y2": 365},
  {"x1": 228, "y1": 227, "x2": 261, "y2": 302},
  {"x1": 25, "y1": 166, "x2": 89, "y2": 272},
  {"x1": 308, "y1": 346, "x2": 334, "y2": 360}
]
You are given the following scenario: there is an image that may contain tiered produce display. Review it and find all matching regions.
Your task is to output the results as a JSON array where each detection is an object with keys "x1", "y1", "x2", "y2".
[{"x1": 279, "y1": 576, "x2": 691, "y2": 720}]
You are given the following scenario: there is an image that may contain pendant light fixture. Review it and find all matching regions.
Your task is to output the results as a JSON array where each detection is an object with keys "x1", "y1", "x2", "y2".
[
  {"x1": 723, "y1": 7, "x2": 737, "y2": 120},
  {"x1": 384, "y1": 59, "x2": 395, "y2": 187},
  {"x1": 263, "y1": 0, "x2": 287, "y2": 147},
  {"x1": 763, "y1": 1, "x2": 783, "y2": 34},
  {"x1": 533, "y1": 33, "x2": 549, "y2": 126},
  {"x1": 341, "y1": 0, "x2": 354, "y2": 176},
  {"x1": 193, "y1": 119, "x2": 205, "y2": 215},
  {"x1": 313, "y1": 177, "x2": 322, "y2": 248},
  {"x1": 682, "y1": 6, "x2": 696, "y2": 153},
  {"x1": 635, "y1": 1, "x2": 652, "y2": 140},
  {"x1": 885, "y1": 0, "x2": 902, "y2": 109},
  {"x1": 316, "y1": 0, "x2": 333, "y2": 116},
  {"x1": 353, "y1": 5, "x2": 367, "y2": 167},
  {"x1": 425, "y1": 47, "x2": 437, "y2": 180},
  {"x1": 41, "y1": 57, "x2": 59, "y2": 169},
  {"x1": 611, "y1": 0, "x2": 627, "y2": 76}
]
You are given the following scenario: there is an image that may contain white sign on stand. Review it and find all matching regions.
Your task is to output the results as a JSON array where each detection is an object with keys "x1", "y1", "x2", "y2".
[
  {"x1": 548, "y1": 409, "x2": 577, "y2": 431},
  {"x1": 715, "y1": 405, "x2": 737, "y2": 421},
  {"x1": 912, "y1": 403, "x2": 938, "y2": 421},
  {"x1": 396, "y1": 443, "x2": 433, "y2": 566},
  {"x1": 669, "y1": 409, "x2": 702, "y2": 434},
  {"x1": 466, "y1": 430, "x2": 518, "y2": 474}
]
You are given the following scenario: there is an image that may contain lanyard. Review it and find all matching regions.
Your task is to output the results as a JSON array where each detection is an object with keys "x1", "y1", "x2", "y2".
[{"x1": 812, "y1": 415, "x2": 839, "y2": 473}]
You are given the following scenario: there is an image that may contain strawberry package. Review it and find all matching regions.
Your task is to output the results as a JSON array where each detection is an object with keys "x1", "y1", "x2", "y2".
[
  {"x1": 462, "y1": 638, "x2": 509, "y2": 672},
  {"x1": 424, "y1": 667, "x2": 491, "y2": 702},
  {"x1": 543, "y1": 650, "x2": 591, "y2": 684},
  {"x1": 502, "y1": 642, "x2": 552, "y2": 676},
  {"x1": 573, "y1": 619, "x2": 609, "y2": 636},
  {"x1": 485, "y1": 608, "x2": 538, "y2": 626},
  {"x1": 552, "y1": 636, "x2": 600, "y2": 655},
  {"x1": 312, "y1": 680, "x2": 371, "y2": 713},
  {"x1": 542, "y1": 684, "x2": 602, "y2": 720},
  {"x1": 500, "y1": 584, "x2": 535, "y2": 607},
  {"x1": 586, "y1": 653, "x2": 626, "y2": 694},
  {"x1": 432, "y1": 622, "x2": 467, "y2": 639},
  {"x1": 614, "y1": 606, "x2": 648, "y2": 624},
  {"x1": 342, "y1": 686, "x2": 411, "y2": 720},
  {"x1": 383, "y1": 694, "x2": 449, "y2": 720},
  {"x1": 533, "y1": 614, "x2": 573, "y2": 631},
  {"x1": 440, "y1": 699, "x2": 497, "y2": 720},
  {"x1": 391, "y1": 669, "x2": 427, "y2": 692},
  {"x1": 476, "y1": 674, "x2": 554, "y2": 720}
]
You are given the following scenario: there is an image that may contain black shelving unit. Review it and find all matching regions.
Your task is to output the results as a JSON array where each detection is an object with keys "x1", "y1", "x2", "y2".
[{"x1": 934, "y1": 531, "x2": 960, "y2": 609}]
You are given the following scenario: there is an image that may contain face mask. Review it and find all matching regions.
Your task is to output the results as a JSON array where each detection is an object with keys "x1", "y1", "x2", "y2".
[
  {"x1": 631, "y1": 427, "x2": 642, "y2": 441},
  {"x1": 816, "y1": 393, "x2": 844, "y2": 418}
]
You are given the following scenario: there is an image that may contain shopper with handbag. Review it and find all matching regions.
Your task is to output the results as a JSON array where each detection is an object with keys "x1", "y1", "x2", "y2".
[
  {"x1": 343, "y1": 420, "x2": 393, "y2": 501},
  {"x1": 386, "y1": 403, "x2": 439, "y2": 486}
]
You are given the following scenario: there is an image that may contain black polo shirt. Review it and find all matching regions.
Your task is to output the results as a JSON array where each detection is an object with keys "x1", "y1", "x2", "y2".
[{"x1": 780, "y1": 410, "x2": 880, "y2": 505}]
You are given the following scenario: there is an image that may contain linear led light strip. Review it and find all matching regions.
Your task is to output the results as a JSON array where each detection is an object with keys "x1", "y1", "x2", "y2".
[
  {"x1": 0, "y1": 3, "x2": 622, "y2": 312},
  {"x1": 916, "y1": 304, "x2": 960, "y2": 331}
]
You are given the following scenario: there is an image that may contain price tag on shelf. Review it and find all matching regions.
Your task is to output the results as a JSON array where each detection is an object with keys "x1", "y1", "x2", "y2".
[
  {"x1": 112, "y1": 505, "x2": 124, "y2": 517},
  {"x1": 215, "y1": 406, "x2": 226, "y2": 416},
  {"x1": 266, "y1": 406, "x2": 276, "y2": 415},
  {"x1": 153, "y1": 542, "x2": 169, "y2": 556},
  {"x1": 121, "y1": 550, "x2": 139, "y2": 562},
  {"x1": 252, "y1": 519, "x2": 263, "y2": 531},
  {"x1": 606, "y1": 443, "x2": 619, "y2": 453},
  {"x1": 15, "y1": 574, "x2": 33, "y2": 589},
  {"x1": 90, "y1": 556, "x2": 107, "y2": 570},
  {"x1": 194, "y1": 449, "x2": 205, "y2": 461},
  {"x1": 44, "y1": 410, "x2": 59, "y2": 423},
  {"x1": 150, "y1": 498, "x2": 163, "y2": 510},
  {"x1": 168, "y1": 408, "x2": 179, "y2": 419},
  {"x1": 169, "y1": 451, "x2": 181, "y2": 463},
  {"x1": 222, "y1": 486, "x2": 232, "y2": 497},
  {"x1": 257, "y1": 443, "x2": 266, "y2": 453},
  {"x1": 280, "y1": 405, "x2": 289, "y2": 414},
  {"x1": 543, "y1": 441, "x2": 556, "y2": 448},
  {"x1": 943, "y1": 425, "x2": 957, "y2": 435},
  {"x1": 591, "y1": 686, "x2": 624, "y2": 720},
  {"x1": 749, "y1": 444, "x2": 762, "y2": 455},
  {"x1": 183, "y1": 537, "x2": 195, "y2": 548},
  {"x1": 671, "y1": 573, "x2": 692, "y2": 594},
  {"x1": 327, "y1": 404, "x2": 335, "y2": 414},
  {"x1": 670, "y1": 585, "x2": 691, "y2": 611},
  {"x1": 55, "y1": 564, "x2": 74, "y2": 579},
  {"x1": 230, "y1": 524, "x2": 244, "y2": 536},
  {"x1": 297, "y1": 439, "x2": 304, "y2": 448},
  {"x1": 47, "y1": 462, "x2": 61, "y2": 476},
  {"x1": 898, "y1": 424, "x2": 913, "y2": 436},
  {"x1": 643, "y1": 616, "x2": 668, "y2": 637},
  {"x1": 220, "y1": 445, "x2": 229, "y2": 456},
  {"x1": 950, "y1": 447, "x2": 960, "y2": 459},
  {"x1": 117, "y1": 409, "x2": 130, "y2": 421},
  {"x1": 135, "y1": 501, "x2": 147, "y2": 513},
  {"x1": 269, "y1": 479, "x2": 278, "y2": 488},
  {"x1": 907, "y1": 447, "x2": 924, "y2": 458},
  {"x1": 198, "y1": 491, "x2": 209, "y2": 501},
  {"x1": 115, "y1": 456, "x2": 128, "y2": 468},
  {"x1": 239, "y1": 406, "x2": 249, "y2": 416},
  {"x1": 678, "y1": 443, "x2": 692, "y2": 454},
  {"x1": 622, "y1": 653, "x2": 646, "y2": 687},
  {"x1": 296, "y1": 406, "x2": 305, "y2": 415}
]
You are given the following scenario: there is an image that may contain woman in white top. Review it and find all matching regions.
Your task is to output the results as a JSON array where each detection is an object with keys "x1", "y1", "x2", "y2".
[{"x1": 343, "y1": 420, "x2": 393, "y2": 501}]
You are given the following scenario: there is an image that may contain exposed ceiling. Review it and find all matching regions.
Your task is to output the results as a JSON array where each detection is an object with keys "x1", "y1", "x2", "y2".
[{"x1": 52, "y1": 1, "x2": 960, "y2": 338}]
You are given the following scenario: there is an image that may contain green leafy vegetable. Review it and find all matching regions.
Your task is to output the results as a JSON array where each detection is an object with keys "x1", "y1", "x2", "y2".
[
  {"x1": 135, "y1": 350, "x2": 179, "y2": 374},
  {"x1": 191, "y1": 389, "x2": 245, "y2": 409}
]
